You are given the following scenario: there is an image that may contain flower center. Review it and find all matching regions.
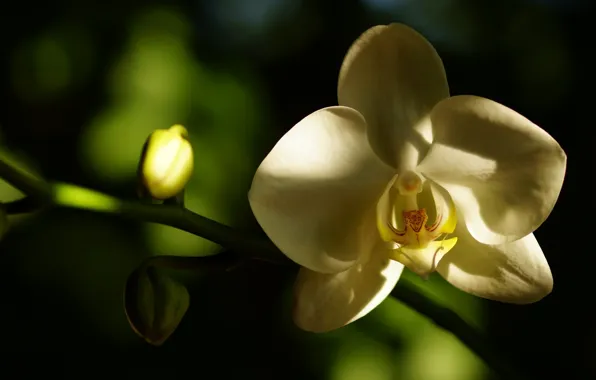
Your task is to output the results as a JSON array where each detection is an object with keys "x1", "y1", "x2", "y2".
[{"x1": 376, "y1": 171, "x2": 458, "y2": 278}]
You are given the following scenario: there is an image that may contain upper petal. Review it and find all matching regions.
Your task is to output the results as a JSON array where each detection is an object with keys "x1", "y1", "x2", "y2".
[
  {"x1": 418, "y1": 95, "x2": 566, "y2": 244},
  {"x1": 249, "y1": 106, "x2": 394, "y2": 274},
  {"x1": 436, "y1": 219, "x2": 553, "y2": 304},
  {"x1": 338, "y1": 23, "x2": 449, "y2": 171},
  {"x1": 293, "y1": 238, "x2": 404, "y2": 332}
]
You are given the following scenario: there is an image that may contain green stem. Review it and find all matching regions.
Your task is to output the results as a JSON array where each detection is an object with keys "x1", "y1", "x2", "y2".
[
  {"x1": 51, "y1": 184, "x2": 527, "y2": 379},
  {"x1": 392, "y1": 282, "x2": 526, "y2": 380},
  {"x1": 0, "y1": 159, "x2": 49, "y2": 201},
  {"x1": 2, "y1": 197, "x2": 42, "y2": 214},
  {"x1": 142, "y1": 253, "x2": 246, "y2": 272},
  {"x1": 0, "y1": 156, "x2": 523, "y2": 379},
  {"x1": 51, "y1": 183, "x2": 286, "y2": 264}
]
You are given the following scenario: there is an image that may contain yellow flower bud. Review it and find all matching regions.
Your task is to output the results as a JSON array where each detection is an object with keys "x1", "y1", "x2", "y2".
[{"x1": 139, "y1": 125, "x2": 194, "y2": 200}]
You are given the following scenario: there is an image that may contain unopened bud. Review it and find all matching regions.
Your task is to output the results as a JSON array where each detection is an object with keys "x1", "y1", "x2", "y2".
[{"x1": 139, "y1": 125, "x2": 194, "y2": 200}]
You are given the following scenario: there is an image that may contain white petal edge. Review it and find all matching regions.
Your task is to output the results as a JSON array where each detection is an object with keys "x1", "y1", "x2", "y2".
[
  {"x1": 249, "y1": 106, "x2": 394, "y2": 274},
  {"x1": 436, "y1": 219, "x2": 553, "y2": 304},
  {"x1": 418, "y1": 95, "x2": 566, "y2": 245},
  {"x1": 293, "y1": 241, "x2": 404, "y2": 332},
  {"x1": 376, "y1": 174, "x2": 399, "y2": 243},
  {"x1": 338, "y1": 23, "x2": 449, "y2": 171}
]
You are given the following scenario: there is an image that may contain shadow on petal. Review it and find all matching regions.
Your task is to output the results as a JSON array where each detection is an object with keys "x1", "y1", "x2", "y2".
[
  {"x1": 292, "y1": 217, "x2": 404, "y2": 332},
  {"x1": 436, "y1": 218, "x2": 553, "y2": 304},
  {"x1": 249, "y1": 107, "x2": 394, "y2": 274},
  {"x1": 338, "y1": 23, "x2": 449, "y2": 170},
  {"x1": 419, "y1": 95, "x2": 566, "y2": 245}
]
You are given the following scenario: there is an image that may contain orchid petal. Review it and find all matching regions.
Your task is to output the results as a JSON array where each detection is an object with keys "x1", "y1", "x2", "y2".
[
  {"x1": 376, "y1": 174, "x2": 399, "y2": 243},
  {"x1": 338, "y1": 23, "x2": 449, "y2": 171},
  {"x1": 418, "y1": 96, "x2": 566, "y2": 244},
  {"x1": 293, "y1": 241, "x2": 404, "y2": 332},
  {"x1": 426, "y1": 180, "x2": 457, "y2": 235},
  {"x1": 249, "y1": 106, "x2": 393, "y2": 273},
  {"x1": 437, "y1": 218, "x2": 552, "y2": 303}
]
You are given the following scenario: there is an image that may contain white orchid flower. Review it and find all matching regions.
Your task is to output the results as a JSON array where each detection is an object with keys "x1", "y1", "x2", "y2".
[{"x1": 248, "y1": 24, "x2": 566, "y2": 332}]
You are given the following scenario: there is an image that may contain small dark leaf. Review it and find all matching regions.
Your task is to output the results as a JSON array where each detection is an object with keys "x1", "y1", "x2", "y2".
[{"x1": 124, "y1": 264, "x2": 189, "y2": 346}]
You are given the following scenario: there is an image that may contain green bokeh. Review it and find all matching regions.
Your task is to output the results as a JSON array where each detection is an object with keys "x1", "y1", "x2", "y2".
[
  {"x1": 80, "y1": 7, "x2": 264, "y2": 257},
  {"x1": 0, "y1": 0, "x2": 576, "y2": 377}
]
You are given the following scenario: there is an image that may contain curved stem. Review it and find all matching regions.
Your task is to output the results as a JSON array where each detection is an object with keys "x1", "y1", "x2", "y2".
[
  {"x1": 0, "y1": 156, "x2": 523, "y2": 379},
  {"x1": 2, "y1": 197, "x2": 42, "y2": 214},
  {"x1": 0, "y1": 158, "x2": 49, "y2": 201},
  {"x1": 51, "y1": 183, "x2": 287, "y2": 264},
  {"x1": 50, "y1": 186, "x2": 522, "y2": 379},
  {"x1": 392, "y1": 282, "x2": 526, "y2": 380},
  {"x1": 142, "y1": 253, "x2": 247, "y2": 272}
]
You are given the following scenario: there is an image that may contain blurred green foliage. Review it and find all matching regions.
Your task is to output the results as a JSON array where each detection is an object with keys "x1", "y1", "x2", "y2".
[
  {"x1": 10, "y1": 24, "x2": 96, "y2": 102},
  {"x1": 80, "y1": 8, "x2": 265, "y2": 257},
  {"x1": 0, "y1": 0, "x2": 584, "y2": 378}
]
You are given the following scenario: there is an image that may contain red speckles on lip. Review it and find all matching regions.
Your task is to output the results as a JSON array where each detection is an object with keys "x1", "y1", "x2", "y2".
[
  {"x1": 427, "y1": 212, "x2": 443, "y2": 232},
  {"x1": 385, "y1": 207, "x2": 445, "y2": 248},
  {"x1": 403, "y1": 209, "x2": 427, "y2": 232}
]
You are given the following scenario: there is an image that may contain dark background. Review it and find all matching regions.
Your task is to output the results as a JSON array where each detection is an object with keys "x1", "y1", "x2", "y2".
[{"x1": 0, "y1": 0, "x2": 592, "y2": 379}]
